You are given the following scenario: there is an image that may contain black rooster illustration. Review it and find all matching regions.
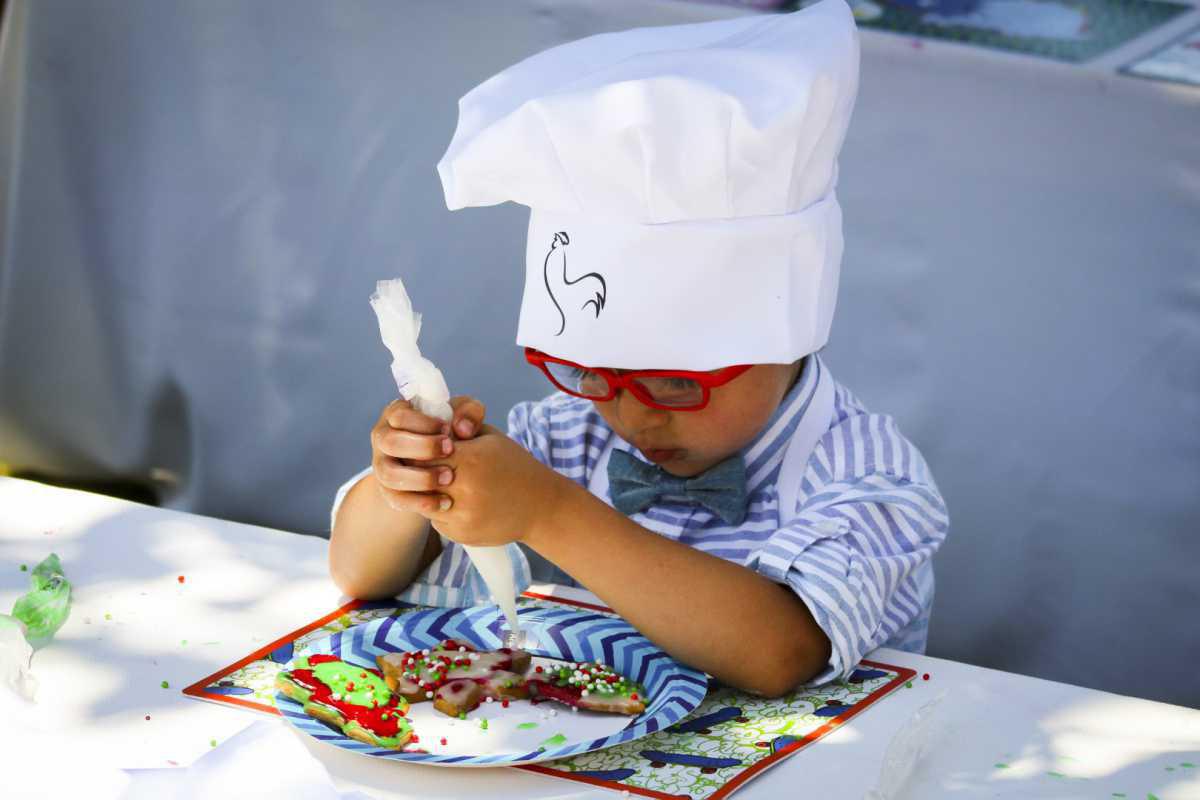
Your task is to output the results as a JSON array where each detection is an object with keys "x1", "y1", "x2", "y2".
[{"x1": 542, "y1": 231, "x2": 607, "y2": 336}]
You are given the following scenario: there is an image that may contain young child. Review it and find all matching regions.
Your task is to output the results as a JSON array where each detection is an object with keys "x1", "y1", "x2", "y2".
[{"x1": 329, "y1": 0, "x2": 947, "y2": 697}]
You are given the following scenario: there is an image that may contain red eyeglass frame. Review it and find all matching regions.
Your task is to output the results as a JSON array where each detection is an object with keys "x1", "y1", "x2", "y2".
[{"x1": 523, "y1": 347, "x2": 753, "y2": 411}]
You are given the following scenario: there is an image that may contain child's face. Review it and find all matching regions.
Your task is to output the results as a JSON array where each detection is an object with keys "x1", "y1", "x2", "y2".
[{"x1": 591, "y1": 360, "x2": 803, "y2": 478}]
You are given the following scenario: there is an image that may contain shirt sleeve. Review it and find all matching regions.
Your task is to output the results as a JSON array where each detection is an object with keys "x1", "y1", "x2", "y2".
[{"x1": 751, "y1": 411, "x2": 949, "y2": 686}]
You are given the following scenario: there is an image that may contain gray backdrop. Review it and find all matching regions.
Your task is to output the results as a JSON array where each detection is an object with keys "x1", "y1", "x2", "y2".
[{"x1": 0, "y1": 0, "x2": 1197, "y2": 707}]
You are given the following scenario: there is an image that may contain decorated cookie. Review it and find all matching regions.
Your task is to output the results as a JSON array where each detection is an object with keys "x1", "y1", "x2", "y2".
[
  {"x1": 527, "y1": 660, "x2": 647, "y2": 715},
  {"x1": 276, "y1": 654, "x2": 413, "y2": 749},
  {"x1": 376, "y1": 638, "x2": 531, "y2": 715}
]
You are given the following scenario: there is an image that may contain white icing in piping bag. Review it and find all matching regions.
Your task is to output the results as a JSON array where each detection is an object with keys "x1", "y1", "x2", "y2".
[{"x1": 369, "y1": 279, "x2": 523, "y2": 647}]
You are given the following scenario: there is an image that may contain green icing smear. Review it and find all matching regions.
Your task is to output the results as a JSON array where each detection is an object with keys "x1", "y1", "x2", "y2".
[
  {"x1": 516, "y1": 722, "x2": 539, "y2": 730},
  {"x1": 306, "y1": 659, "x2": 392, "y2": 708},
  {"x1": 539, "y1": 733, "x2": 568, "y2": 748}
]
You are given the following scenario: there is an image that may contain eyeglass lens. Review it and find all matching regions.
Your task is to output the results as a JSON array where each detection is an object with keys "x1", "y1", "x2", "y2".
[{"x1": 544, "y1": 362, "x2": 704, "y2": 407}]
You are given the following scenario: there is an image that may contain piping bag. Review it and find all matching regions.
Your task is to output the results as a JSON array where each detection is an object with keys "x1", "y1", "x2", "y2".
[{"x1": 369, "y1": 279, "x2": 523, "y2": 648}]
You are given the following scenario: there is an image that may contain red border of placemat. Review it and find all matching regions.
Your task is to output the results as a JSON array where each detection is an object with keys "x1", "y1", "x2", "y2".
[{"x1": 184, "y1": 595, "x2": 916, "y2": 800}]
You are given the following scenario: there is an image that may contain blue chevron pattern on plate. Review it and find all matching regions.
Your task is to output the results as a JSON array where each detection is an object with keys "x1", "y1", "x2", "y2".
[{"x1": 275, "y1": 606, "x2": 708, "y2": 766}]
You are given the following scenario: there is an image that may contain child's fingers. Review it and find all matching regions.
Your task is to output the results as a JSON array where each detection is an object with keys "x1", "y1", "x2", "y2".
[
  {"x1": 373, "y1": 426, "x2": 454, "y2": 461},
  {"x1": 375, "y1": 480, "x2": 453, "y2": 516},
  {"x1": 448, "y1": 396, "x2": 486, "y2": 438},
  {"x1": 385, "y1": 401, "x2": 449, "y2": 436},
  {"x1": 374, "y1": 457, "x2": 454, "y2": 492}
]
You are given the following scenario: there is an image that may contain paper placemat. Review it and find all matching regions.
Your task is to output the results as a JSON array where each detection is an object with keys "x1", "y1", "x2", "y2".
[{"x1": 185, "y1": 592, "x2": 915, "y2": 800}]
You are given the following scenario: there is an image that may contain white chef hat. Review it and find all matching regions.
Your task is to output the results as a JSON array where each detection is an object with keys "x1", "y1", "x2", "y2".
[{"x1": 437, "y1": 0, "x2": 859, "y2": 370}]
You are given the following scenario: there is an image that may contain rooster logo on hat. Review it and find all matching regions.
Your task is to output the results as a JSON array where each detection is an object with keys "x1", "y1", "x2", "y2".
[{"x1": 543, "y1": 231, "x2": 607, "y2": 336}]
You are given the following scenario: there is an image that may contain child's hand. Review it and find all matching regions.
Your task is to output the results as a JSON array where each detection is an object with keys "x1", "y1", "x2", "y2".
[
  {"x1": 370, "y1": 396, "x2": 487, "y2": 515},
  {"x1": 426, "y1": 423, "x2": 566, "y2": 547}
]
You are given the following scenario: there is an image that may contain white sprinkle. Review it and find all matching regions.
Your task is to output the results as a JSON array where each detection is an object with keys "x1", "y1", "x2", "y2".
[
  {"x1": 425, "y1": 691, "x2": 433, "y2": 699},
  {"x1": 582, "y1": 689, "x2": 589, "y2": 697},
  {"x1": 549, "y1": 709, "x2": 558, "y2": 717},
  {"x1": 331, "y1": 692, "x2": 342, "y2": 701},
  {"x1": 485, "y1": 696, "x2": 494, "y2": 703},
  {"x1": 458, "y1": 646, "x2": 466, "y2": 652}
]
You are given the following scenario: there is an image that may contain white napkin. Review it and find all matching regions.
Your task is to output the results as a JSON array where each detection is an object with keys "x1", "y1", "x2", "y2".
[
  {"x1": 0, "y1": 680, "x2": 132, "y2": 800},
  {"x1": 122, "y1": 720, "x2": 376, "y2": 800}
]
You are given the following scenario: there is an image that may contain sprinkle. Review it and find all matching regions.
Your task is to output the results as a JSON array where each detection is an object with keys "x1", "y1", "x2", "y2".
[
  {"x1": 181, "y1": 640, "x2": 188, "y2": 646},
  {"x1": 458, "y1": 712, "x2": 467, "y2": 721},
  {"x1": 535, "y1": 666, "x2": 544, "y2": 673},
  {"x1": 630, "y1": 693, "x2": 639, "y2": 700},
  {"x1": 517, "y1": 722, "x2": 539, "y2": 730},
  {"x1": 177, "y1": 575, "x2": 185, "y2": 584},
  {"x1": 905, "y1": 681, "x2": 913, "y2": 688},
  {"x1": 922, "y1": 673, "x2": 930, "y2": 681},
  {"x1": 104, "y1": 613, "x2": 112, "y2": 621},
  {"x1": 501, "y1": 699, "x2": 510, "y2": 708},
  {"x1": 331, "y1": 692, "x2": 342, "y2": 701},
  {"x1": 582, "y1": 689, "x2": 589, "y2": 697},
  {"x1": 480, "y1": 719, "x2": 489, "y2": 730},
  {"x1": 145, "y1": 715, "x2": 151, "y2": 721},
  {"x1": 439, "y1": 737, "x2": 447, "y2": 746},
  {"x1": 19, "y1": 565, "x2": 27, "y2": 572},
  {"x1": 485, "y1": 696, "x2": 494, "y2": 703},
  {"x1": 161, "y1": 681, "x2": 169, "y2": 689},
  {"x1": 210, "y1": 739, "x2": 217, "y2": 747}
]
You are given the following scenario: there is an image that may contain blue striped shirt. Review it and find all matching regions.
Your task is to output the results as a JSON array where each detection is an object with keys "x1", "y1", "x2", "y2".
[{"x1": 331, "y1": 353, "x2": 948, "y2": 685}]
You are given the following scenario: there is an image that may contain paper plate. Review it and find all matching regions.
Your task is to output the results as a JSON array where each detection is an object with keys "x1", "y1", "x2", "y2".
[{"x1": 275, "y1": 605, "x2": 709, "y2": 766}]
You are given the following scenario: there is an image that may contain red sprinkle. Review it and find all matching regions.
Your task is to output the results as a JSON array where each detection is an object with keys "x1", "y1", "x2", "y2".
[
  {"x1": 922, "y1": 673, "x2": 930, "y2": 681},
  {"x1": 631, "y1": 693, "x2": 639, "y2": 700},
  {"x1": 440, "y1": 737, "x2": 448, "y2": 746},
  {"x1": 410, "y1": 734, "x2": 419, "y2": 743},
  {"x1": 177, "y1": 575, "x2": 185, "y2": 584},
  {"x1": 501, "y1": 699, "x2": 510, "y2": 708},
  {"x1": 535, "y1": 666, "x2": 544, "y2": 673},
  {"x1": 145, "y1": 715, "x2": 151, "y2": 721}
]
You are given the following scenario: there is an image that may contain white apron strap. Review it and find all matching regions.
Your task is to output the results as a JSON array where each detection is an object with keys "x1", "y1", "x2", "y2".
[{"x1": 776, "y1": 354, "x2": 836, "y2": 525}]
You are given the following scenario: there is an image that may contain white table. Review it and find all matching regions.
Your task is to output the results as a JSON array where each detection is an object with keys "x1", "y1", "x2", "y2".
[{"x1": 1, "y1": 476, "x2": 1197, "y2": 799}]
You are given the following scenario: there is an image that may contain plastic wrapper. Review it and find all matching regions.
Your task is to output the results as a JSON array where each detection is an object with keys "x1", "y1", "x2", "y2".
[
  {"x1": 864, "y1": 690, "x2": 947, "y2": 800},
  {"x1": 12, "y1": 552, "x2": 72, "y2": 641}
]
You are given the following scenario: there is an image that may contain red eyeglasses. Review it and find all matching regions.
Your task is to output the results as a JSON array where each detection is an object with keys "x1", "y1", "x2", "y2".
[{"x1": 524, "y1": 347, "x2": 753, "y2": 411}]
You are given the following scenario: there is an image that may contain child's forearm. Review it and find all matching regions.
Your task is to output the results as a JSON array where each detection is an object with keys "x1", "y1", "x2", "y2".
[
  {"x1": 525, "y1": 476, "x2": 831, "y2": 697},
  {"x1": 329, "y1": 472, "x2": 441, "y2": 600}
]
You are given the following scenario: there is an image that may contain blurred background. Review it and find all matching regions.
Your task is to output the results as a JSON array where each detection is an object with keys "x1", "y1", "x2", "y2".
[{"x1": 0, "y1": 0, "x2": 1196, "y2": 707}]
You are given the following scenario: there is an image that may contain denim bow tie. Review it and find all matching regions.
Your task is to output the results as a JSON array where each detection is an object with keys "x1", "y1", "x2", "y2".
[{"x1": 607, "y1": 448, "x2": 748, "y2": 525}]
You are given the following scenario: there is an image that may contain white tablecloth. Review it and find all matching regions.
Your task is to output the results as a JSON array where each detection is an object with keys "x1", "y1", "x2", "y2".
[{"x1": 1, "y1": 476, "x2": 1197, "y2": 800}]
